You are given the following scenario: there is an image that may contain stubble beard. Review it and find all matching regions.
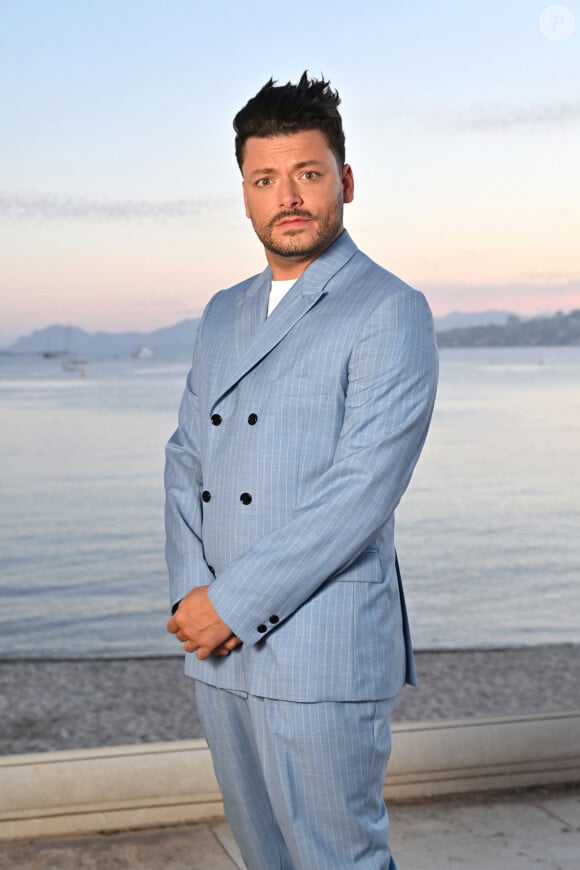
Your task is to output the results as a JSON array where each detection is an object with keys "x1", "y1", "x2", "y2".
[{"x1": 253, "y1": 193, "x2": 344, "y2": 261}]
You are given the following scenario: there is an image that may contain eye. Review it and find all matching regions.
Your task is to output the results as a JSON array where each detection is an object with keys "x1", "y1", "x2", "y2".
[
  {"x1": 302, "y1": 171, "x2": 319, "y2": 180},
  {"x1": 256, "y1": 177, "x2": 272, "y2": 187}
]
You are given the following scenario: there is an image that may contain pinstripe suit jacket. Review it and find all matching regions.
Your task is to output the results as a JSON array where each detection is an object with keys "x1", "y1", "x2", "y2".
[{"x1": 165, "y1": 230, "x2": 438, "y2": 702}]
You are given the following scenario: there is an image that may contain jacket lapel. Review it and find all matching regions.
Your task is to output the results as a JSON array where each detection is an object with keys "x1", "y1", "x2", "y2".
[
  {"x1": 234, "y1": 269, "x2": 270, "y2": 359},
  {"x1": 213, "y1": 231, "x2": 358, "y2": 409}
]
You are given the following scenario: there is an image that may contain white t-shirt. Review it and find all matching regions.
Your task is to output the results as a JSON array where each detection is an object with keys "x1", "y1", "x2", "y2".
[{"x1": 267, "y1": 279, "x2": 297, "y2": 317}]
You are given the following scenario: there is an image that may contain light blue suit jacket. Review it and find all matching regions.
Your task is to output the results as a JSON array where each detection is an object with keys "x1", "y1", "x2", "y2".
[{"x1": 165, "y1": 230, "x2": 438, "y2": 702}]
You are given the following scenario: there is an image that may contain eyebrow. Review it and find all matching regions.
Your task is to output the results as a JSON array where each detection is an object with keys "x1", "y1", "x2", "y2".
[{"x1": 248, "y1": 159, "x2": 325, "y2": 178}]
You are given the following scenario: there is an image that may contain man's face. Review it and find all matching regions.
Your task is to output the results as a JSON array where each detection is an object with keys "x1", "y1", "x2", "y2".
[{"x1": 241, "y1": 129, "x2": 354, "y2": 277}]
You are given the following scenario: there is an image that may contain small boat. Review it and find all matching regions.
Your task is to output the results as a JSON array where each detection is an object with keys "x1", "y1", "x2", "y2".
[{"x1": 131, "y1": 345, "x2": 153, "y2": 359}]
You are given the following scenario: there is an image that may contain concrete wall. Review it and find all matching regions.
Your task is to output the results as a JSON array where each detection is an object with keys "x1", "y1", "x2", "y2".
[{"x1": 1, "y1": 710, "x2": 579, "y2": 841}]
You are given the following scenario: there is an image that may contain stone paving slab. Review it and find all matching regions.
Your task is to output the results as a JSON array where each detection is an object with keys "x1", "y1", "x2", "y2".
[
  {"x1": 1, "y1": 785, "x2": 578, "y2": 869},
  {"x1": 0, "y1": 821, "x2": 243, "y2": 870},
  {"x1": 390, "y1": 785, "x2": 580, "y2": 869}
]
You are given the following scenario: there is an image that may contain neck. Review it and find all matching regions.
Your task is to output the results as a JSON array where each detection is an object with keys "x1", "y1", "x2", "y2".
[
  {"x1": 266, "y1": 251, "x2": 316, "y2": 281},
  {"x1": 265, "y1": 229, "x2": 343, "y2": 280}
]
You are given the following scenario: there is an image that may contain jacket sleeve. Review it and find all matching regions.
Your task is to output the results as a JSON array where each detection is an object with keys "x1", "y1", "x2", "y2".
[
  {"x1": 164, "y1": 315, "x2": 214, "y2": 610},
  {"x1": 208, "y1": 287, "x2": 439, "y2": 643}
]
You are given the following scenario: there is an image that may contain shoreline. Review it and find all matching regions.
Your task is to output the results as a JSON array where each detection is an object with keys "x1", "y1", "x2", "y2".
[{"x1": 1, "y1": 643, "x2": 579, "y2": 756}]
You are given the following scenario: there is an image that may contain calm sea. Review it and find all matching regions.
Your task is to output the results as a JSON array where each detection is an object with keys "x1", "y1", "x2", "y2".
[{"x1": 1, "y1": 345, "x2": 579, "y2": 658}]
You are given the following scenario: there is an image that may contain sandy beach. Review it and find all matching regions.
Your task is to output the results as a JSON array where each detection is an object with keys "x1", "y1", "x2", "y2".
[{"x1": 1, "y1": 644, "x2": 579, "y2": 756}]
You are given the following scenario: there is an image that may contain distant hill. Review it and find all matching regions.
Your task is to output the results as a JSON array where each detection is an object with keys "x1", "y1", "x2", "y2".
[
  {"x1": 437, "y1": 310, "x2": 580, "y2": 347},
  {"x1": 433, "y1": 310, "x2": 515, "y2": 331},
  {"x1": 7, "y1": 319, "x2": 200, "y2": 357}
]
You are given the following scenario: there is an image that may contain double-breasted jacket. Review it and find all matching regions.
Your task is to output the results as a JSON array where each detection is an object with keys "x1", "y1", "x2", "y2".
[{"x1": 165, "y1": 230, "x2": 438, "y2": 702}]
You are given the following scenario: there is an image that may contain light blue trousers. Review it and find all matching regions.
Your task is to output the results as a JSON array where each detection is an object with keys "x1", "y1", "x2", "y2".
[{"x1": 195, "y1": 681, "x2": 398, "y2": 870}]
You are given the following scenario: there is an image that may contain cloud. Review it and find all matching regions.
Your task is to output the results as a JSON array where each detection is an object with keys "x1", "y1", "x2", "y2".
[
  {"x1": 0, "y1": 191, "x2": 236, "y2": 222},
  {"x1": 444, "y1": 96, "x2": 580, "y2": 132}
]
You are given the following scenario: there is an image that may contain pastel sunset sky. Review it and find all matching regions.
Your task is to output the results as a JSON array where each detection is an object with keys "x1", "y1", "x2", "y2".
[{"x1": 1, "y1": 0, "x2": 578, "y2": 345}]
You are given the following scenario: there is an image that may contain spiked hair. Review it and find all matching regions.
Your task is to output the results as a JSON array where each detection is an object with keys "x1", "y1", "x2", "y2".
[{"x1": 233, "y1": 71, "x2": 345, "y2": 170}]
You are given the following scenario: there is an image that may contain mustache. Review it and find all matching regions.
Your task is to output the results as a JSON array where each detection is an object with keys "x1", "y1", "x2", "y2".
[{"x1": 269, "y1": 209, "x2": 314, "y2": 228}]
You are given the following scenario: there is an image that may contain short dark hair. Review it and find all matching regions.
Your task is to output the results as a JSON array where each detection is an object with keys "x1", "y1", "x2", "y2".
[{"x1": 233, "y1": 71, "x2": 345, "y2": 171}]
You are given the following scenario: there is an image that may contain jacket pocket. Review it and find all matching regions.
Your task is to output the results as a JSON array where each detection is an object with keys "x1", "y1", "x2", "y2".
[{"x1": 334, "y1": 548, "x2": 383, "y2": 583}]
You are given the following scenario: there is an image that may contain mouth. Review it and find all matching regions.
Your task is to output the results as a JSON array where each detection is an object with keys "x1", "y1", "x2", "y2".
[
  {"x1": 277, "y1": 217, "x2": 310, "y2": 229},
  {"x1": 274, "y1": 212, "x2": 313, "y2": 230},
  {"x1": 276, "y1": 218, "x2": 310, "y2": 235}
]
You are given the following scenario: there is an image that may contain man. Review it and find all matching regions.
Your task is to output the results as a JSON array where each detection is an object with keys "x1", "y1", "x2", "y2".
[{"x1": 165, "y1": 72, "x2": 438, "y2": 869}]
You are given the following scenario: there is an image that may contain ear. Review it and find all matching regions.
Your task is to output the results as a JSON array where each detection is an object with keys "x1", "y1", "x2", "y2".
[{"x1": 341, "y1": 164, "x2": 354, "y2": 204}]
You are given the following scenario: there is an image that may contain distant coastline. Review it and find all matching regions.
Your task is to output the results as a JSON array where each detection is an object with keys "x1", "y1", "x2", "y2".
[
  {"x1": 436, "y1": 309, "x2": 580, "y2": 348},
  {"x1": 3, "y1": 309, "x2": 580, "y2": 355},
  {"x1": 3, "y1": 319, "x2": 201, "y2": 358}
]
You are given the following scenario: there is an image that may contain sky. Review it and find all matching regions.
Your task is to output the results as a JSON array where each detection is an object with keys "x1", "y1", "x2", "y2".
[{"x1": 1, "y1": 0, "x2": 579, "y2": 345}]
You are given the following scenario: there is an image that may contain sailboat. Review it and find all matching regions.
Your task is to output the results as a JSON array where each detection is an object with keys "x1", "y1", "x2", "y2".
[
  {"x1": 131, "y1": 345, "x2": 153, "y2": 359},
  {"x1": 60, "y1": 326, "x2": 88, "y2": 375}
]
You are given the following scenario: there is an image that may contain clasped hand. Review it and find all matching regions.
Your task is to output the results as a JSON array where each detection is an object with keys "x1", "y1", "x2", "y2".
[{"x1": 166, "y1": 585, "x2": 241, "y2": 660}]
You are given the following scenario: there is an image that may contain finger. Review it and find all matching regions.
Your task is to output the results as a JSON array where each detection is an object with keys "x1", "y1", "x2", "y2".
[
  {"x1": 222, "y1": 637, "x2": 241, "y2": 651},
  {"x1": 212, "y1": 635, "x2": 242, "y2": 655}
]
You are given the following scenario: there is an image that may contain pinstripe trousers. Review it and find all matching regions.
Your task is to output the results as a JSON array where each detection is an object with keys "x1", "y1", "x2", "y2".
[{"x1": 195, "y1": 681, "x2": 398, "y2": 870}]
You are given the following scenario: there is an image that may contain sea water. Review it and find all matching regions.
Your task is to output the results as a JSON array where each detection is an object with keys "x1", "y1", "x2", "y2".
[{"x1": 0, "y1": 346, "x2": 578, "y2": 657}]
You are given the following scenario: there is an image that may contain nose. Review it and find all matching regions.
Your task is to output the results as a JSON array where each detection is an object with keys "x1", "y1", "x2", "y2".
[{"x1": 279, "y1": 176, "x2": 303, "y2": 209}]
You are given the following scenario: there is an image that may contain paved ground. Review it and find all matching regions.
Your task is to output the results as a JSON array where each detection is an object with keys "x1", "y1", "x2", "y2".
[
  {"x1": 1, "y1": 784, "x2": 579, "y2": 869},
  {"x1": 2, "y1": 644, "x2": 579, "y2": 755}
]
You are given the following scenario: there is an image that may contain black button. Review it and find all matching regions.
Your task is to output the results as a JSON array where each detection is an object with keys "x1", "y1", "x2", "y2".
[
  {"x1": 257, "y1": 624, "x2": 267, "y2": 633},
  {"x1": 240, "y1": 492, "x2": 252, "y2": 505},
  {"x1": 202, "y1": 490, "x2": 212, "y2": 502},
  {"x1": 269, "y1": 615, "x2": 279, "y2": 624},
  {"x1": 211, "y1": 414, "x2": 222, "y2": 426},
  {"x1": 247, "y1": 413, "x2": 258, "y2": 425}
]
